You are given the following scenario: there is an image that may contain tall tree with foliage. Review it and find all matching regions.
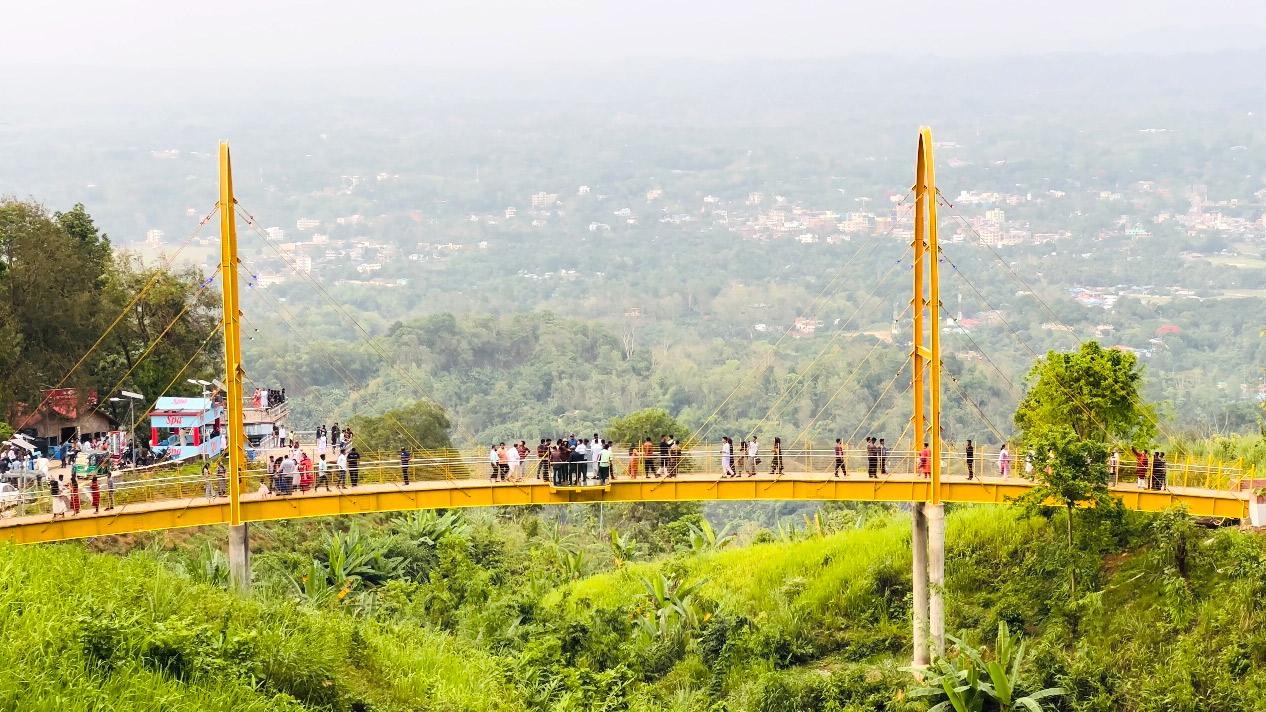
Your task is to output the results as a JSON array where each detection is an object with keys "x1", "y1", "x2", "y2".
[
  {"x1": 93, "y1": 254, "x2": 222, "y2": 433},
  {"x1": 0, "y1": 200, "x2": 108, "y2": 411},
  {"x1": 0, "y1": 199, "x2": 221, "y2": 426},
  {"x1": 1014, "y1": 341, "x2": 1155, "y2": 598},
  {"x1": 1014, "y1": 341, "x2": 1156, "y2": 445},
  {"x1": 347, "y1": 399, "x2": 453, "y2": 452},
  {"x1": 605, "y1": 407, "x2": 690, "y2": 448}
]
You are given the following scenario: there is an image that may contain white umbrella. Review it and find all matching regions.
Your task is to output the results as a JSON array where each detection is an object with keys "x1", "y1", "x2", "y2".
[{"x1": 4, "y1": 439, "x2": 34, "y2": 453}]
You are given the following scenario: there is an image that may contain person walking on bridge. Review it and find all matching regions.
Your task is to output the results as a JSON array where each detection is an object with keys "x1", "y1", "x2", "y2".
[
  {"x1": 965, "y1": 439, "x2": 975, "y2": 480},
  {"x1": 1131, "y1": 447, "x2": 1149, "y2": 489},
  {"x1": 69, "y1": 473, "x2": 81, "y2": 516},
  {"x1": 998, "y1": 444, "x2": 1012, "y2": 478},
  {"x1": 215, "y1": 461, "x2": 227, "y2": 497},
  {"x1": 769, "y1": 437, "x2": 784, "y2": 475},
  {"x1": 721, "y1": 437, "x2": 734, "y2": 477},
  {"x1": 834, "y1": 439, "x2": 846, "y2": 477},
  {"x1": 316, "y1": 454, "x2": 331, "y2": 492},
  {"x1": 1152, "y1": 451, "x2": 1167, "y2": 491},
  {"x1": 918, "y1": 442, "x2": 931, "y2": 478},
  {"x1": 202, "y1": 462, "x2": 214, "y2": 499},
  {"x1": 865, "y1": 437, "x2": 878, "y2": 478},
  {"x1": 628, "y1": 444, "x2": 642, "y2": 479},
  {"x1": 879, "y1": 438, "x2": 889, "y2": 475},
  {"x1": 507, "y1": 442, "x2": 521, "y2": 482},
  {"x1": 400, "y1": 446, "x2": 411, "y2": 485},
  {"x1": 746, "y1": 437, "x2": 759, "y2": 477},
  {"x1": 336, "y1": 450, "x2": 348, "y2": 489},
  {"x1": 550, "y1": 443, "x2": 566, "y2": 485}
]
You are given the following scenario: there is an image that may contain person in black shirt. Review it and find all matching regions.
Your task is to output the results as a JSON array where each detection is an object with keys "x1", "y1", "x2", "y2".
[
  {"x1": 965, "y1": 439, "x2": 975, "y2": 480},
  {"x1": 400, "y1": 447, "x2": 411, "y2": 485},
  {"x1": 866, "y1": 437, "x2": 878, "y2": 478},
  {"x1": 347, "y1": 447, "x2": 361, "y2": 487}
]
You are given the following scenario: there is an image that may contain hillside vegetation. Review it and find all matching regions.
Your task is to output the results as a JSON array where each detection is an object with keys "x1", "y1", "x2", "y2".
[{"x1": 5, "y1": 502, "x2": 1266, "y2": 711}]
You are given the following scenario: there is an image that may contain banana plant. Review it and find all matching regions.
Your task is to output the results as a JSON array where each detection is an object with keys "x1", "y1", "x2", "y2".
[
  {"x1": 390, "y1": 510, "x2": 471, "y2": 545},
  {"x1": 608, "y1": 529, "x2": 637, "y2": 566},
  {"x1": 636, "y1": 574, "x2": 710, "y2": 641},
  {"x1": 909, "y1": 621, "x2": 1065, "y2": 711},
  {"x1": 687, "y1": 519, "x2": 735, "y2": 552}
]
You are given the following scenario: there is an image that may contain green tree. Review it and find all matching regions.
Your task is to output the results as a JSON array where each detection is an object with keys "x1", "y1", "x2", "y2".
[
  {"x1": 1014, "y1": 341, "x2": 1156, "y2": 445},
  {"x1": 1013, "y1": 342, "x2": 1155, "y2": 598},
  {"x1": 1016, "y1": 426, "x2": 1110, "y2": 598},
  {"x1": 54, "y1": 203, "x2": 112, "y2": 276},
  {"x1": 606, "y1": 407, "x2": 689, "y2": 448},
  {"x1": 347, "y1": 399, "x2": 453, "y2": 452},
  {"x1": 93, "y1": 254, "x2": 221, "y2": 435},
  {"x1": 0, "y1": 200, "x2": 106, "y2": 411}
]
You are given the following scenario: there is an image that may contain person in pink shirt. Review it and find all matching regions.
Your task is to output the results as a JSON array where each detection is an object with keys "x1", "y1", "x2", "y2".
[{"x1": 998, "y1": 444, "x2": 1013, "y2": 478}]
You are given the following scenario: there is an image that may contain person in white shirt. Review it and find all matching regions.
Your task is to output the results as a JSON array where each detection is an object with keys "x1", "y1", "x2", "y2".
[
  {"x1": 721, "y1": 437, "x2": 734, "y2": 477},
  {"x1": 316, "y1": 454, "x2": 331, "y2": 491},
  {"x1": 335, "y1": 450, "x2": 348, "y2": 488},
  {"x1": 316, "y1": 434, "x2": 327, "y2": 458},
  {"x1": 746, "y1": 437, "x2": 759, "y2": 476},
  {"x1": 507, "y1": 444, "x2": 521, "y2": 482},
  {"x1": 278, "y1": 425, "x2": 288, "y2": 447},
  {"x1": 575, "y1": 440, "x2": 589, "y2": 483},
  {"x1": 488, "y1": 446, "x2": 499, "y2": 480}
]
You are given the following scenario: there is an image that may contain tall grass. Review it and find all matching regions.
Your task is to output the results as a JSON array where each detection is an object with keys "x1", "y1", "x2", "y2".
[{"x1": 0, "y1": 543, "x2": 524, "y2": 712}]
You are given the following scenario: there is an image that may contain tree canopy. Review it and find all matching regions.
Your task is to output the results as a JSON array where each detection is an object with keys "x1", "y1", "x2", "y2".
[
  {"x1": 1013, "y1": 341, "x2": 1154, "y2": 597},
  {"x1": 0, "y1": 199, "x2": 220, "y2": 432},
  {"x1": 1014, "y1": 341, "x2": 1157, "y2": 446},
  {"x1": 347, "y1": 399, "x2": 453, "y2": 452},
  {"x1": 605, "y1": 408, "x2": 690, "y2": 448}
]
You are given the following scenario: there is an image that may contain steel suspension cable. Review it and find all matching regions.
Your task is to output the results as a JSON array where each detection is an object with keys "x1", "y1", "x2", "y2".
[
  {"x1": 17, "y1": 205, "x2": 219, "y2": 428},
  {"x1": 236, "y1": 259, "x2": 435, "y2": 458},
  {"x1": 85, "y1": 270, "x2": 221, "y2": 422},
  {"x1": 686, "y1": 197, "x2": 914, "y2": 445},
  {"x1": 741, "y1": 252, "x2": 911, "y2": 441}
]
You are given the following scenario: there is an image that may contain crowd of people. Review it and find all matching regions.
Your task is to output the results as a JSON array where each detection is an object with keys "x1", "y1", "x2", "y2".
[
  {"x1": 461, "y1": 436, "x2": 1180, "y2": 491},
  {"x1": 261, "y1": 423, "x2": 362, "y2": 495},
  {"x1": 24, "y1": 424, "x2": 1184, "y2": 521}
]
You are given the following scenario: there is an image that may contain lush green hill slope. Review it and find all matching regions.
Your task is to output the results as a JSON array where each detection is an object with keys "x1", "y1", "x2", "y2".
[{"x1": 4, "y1": 503, "x2": 1266, "y2": 711}]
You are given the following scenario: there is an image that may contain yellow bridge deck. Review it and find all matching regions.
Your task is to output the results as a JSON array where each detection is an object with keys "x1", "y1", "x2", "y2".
[{"x1": 0, "y1": 473, "x2": 1247, "y2": 545}]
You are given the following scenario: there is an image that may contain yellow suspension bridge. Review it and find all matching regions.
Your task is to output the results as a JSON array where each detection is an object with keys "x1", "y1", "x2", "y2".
[{"x1": 3, "y1": 128, "x2": 1255, "y2": 664}]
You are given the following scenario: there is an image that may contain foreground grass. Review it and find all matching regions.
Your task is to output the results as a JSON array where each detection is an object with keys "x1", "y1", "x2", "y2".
[{"x1": 0, "y1": 544, "x2": 523, "y2": 712}]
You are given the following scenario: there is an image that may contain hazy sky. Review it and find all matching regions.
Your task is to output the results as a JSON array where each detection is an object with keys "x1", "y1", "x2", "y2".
[{"x1": 6, "y1": 0, "x2": 1266, "y2": 71}]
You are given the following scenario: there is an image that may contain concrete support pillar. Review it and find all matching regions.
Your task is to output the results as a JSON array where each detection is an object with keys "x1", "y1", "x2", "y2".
[
  {"x1": 911, "y1": 502, "x2": 930, "y2": 667},
  {"x1": 926, "y1": 503, "x2": 946, "y2": 658},
  {"x1": 228, "y1": 523, "x2": 251, "y2": 594}
]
